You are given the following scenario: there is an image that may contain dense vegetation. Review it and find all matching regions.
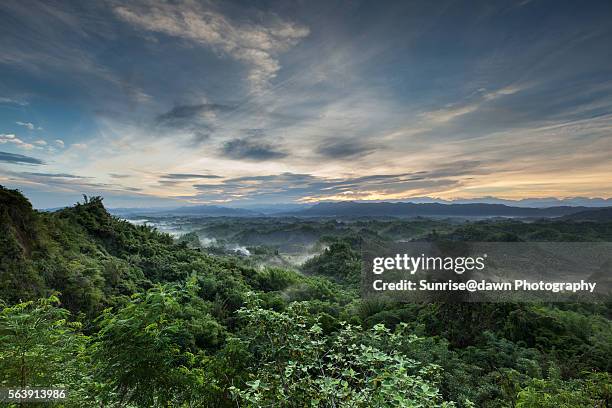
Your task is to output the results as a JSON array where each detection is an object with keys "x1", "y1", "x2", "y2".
[{"x1": 1, "y1": 185, "x2": 611, "y2": 407}]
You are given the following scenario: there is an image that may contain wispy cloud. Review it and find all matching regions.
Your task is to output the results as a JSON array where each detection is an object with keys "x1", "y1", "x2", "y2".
[
  {"x1": 154, "y1": 102, "x2": 234, "y2": 145},
  {"x1": 190, "y1": 161, "x2": 489, "y2": 204},
  {"x1": 16, "y1": 121, "x2": 42, "y2": 130},
  {"x1": 114, "y1": 0, "x2": 309, "y2": 92},
  {"x1": 19, "y1": 172, "x2": 88, "y2": 179},
  {"x1": 161, "y1": 173, "x2": 222, "y2": 180},
  {"x1": 0, "y1": 150, "x2": 44, "y2": 165},
  {"x1": 0, "y1": 169, "x2": 146, "y2": 197},
  {"x1": 0, "y1": 97, "x2": 28, "y2": 106},
  {"x1": 316, "y1": 140, "x2": 378, "y2": 159},
  {"x1": 221, "y1": 138, "x2": 287, "y2": 161},
  {"x1": 419, "y1": 86, "x2": 524, "y2": 124},
  {"x1": 156, "y1": 103, "x2": 234, "y2": 126},
  {"x1": 0, "y1": 1, "x2": 151, "y2": 104},
  {"x1": 109, "y1": 173, "x2": 130, "y2": 179},
  {"x1": 0, "y1": 134, "x2": 34, "y2": 149}
]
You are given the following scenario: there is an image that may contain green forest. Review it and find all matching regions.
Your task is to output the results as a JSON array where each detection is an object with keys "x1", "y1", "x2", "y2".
[{"x1": 1, "y1": 185, "x2": 611, "y2": 407}]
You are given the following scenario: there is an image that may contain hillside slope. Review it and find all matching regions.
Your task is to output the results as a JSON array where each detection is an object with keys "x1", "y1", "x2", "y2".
[{"x1": 0, "y1": 186, "x2": 260, "y2": 315}]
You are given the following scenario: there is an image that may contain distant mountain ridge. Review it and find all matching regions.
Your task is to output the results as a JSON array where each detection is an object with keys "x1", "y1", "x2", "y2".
[
  {"x1": 286, "y1": 201, "x2": 597, "y2": 218},
  {"x1": 561, "y1": 207, "x2": 612, "y2": 222},
  {"x1": 106, "y1": 201, "x2": 612, "y2": 219},
  {"x1": 401, "y1": 196, "x2": 612, "y2": 208},
  {"x1": 109, "y1": 205, "x2": 260, "y2": 217}
]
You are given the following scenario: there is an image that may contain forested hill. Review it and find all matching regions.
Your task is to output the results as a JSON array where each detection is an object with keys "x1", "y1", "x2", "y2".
[
  {"x1": 290, "y1": 201, "x2": 592, "y2": 217},
  {"x1": 0, "y1": 185, "x2": 261, "y2": 316},
  {"x1": 562, "y1": 207, "x2": 612, "y2": 222}
]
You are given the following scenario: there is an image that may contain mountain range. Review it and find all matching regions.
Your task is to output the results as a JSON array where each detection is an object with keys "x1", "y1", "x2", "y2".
[
  {"x1": 285, "y1": 201, "x2": 593, "y2": 218},
  {"x1": 109, "y1": 205, "x2": 259, "y2": 218},
  {"x1": 107, "y1": 201, "x2": 612, "y2": 219}
]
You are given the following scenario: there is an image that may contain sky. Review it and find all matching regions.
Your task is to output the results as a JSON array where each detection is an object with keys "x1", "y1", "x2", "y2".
[{"x1": 1, "y1": 0, "x2": 612, "y2": 208}]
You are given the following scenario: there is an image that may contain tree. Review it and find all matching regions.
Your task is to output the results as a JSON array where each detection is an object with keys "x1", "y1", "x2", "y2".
[
  {"x1": 0, "y1": 295, "x2": 90, "y2": 404},
  {"x1": 230, "y1": 299, "x2": 455, "y2": 407},
  {"x1": 302, "y1": 240, "x2": 362, "y2": 282},
  {"x1": 516, "y1": 367, "x2": 607, "y2": 408},
  {"x1": 91, "y1": 280, "x2": 224, "y2": 406}
]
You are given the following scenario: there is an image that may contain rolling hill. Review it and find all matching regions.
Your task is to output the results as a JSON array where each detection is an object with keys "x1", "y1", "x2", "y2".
[{"x1": 287, "y1": 201, "x2": 593, "y2": 218}]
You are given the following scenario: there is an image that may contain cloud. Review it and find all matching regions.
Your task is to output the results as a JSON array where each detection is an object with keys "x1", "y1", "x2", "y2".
[
  {"x1": 3, "y1": 1, "x2": 612, "y2": 206},
  {"x1": 34, "y1": 140, "x2": 47, "y2": 146},
  {"x1": 154, "y1": 103, "x2": 237, "y2": 146},
  {"x1": 156, "y1": 103, "x2": 233, "y2": 125},
  {"x1": 16, "y1": 121, "x2": 42, "y2": 130},
  {"x1": 55, "y1": 139, "x2": 65, "y2": 148},
  {"x1": 0, "y1": 97, "x2": 28, "y2": 106},
  {"x1": 161, "y1": 173, "x2": 222, "y2": 180},
  {"x1": 316, "y1": 140, "x2": 378, "y2": 159},
  {"x1": 0, "y1": 151, "x2": 44, "y2": 165},
  {"x1": 481, "y1": 86, "x2": 522, "y2": 101},
  {"x1": 419, "y1": 86, "x2": 524, "y2": 124},
  {"x1": 190, "y1": 131, "x2": 211, "y2": 146},
  {"x1": 190, "y1": 162, "x2": 488, "y2": 203},
  {"x1": 420, "y1": 104, "x2": 479, "y2": 124},
  {"x1": 120, "y1": 186, "x2": 143, "y2": 192},
  {"x1": 157, "y1": 173, "x2": 223, "y2": 187},
  {"x1": 19, "y1": 172, "x2": 88, "y2": 179},
  {"x1": 221, "y1": 138, "x2": 287, "y2": 161},
  {"x1": 0, "y1": 134, "x2": 34, "y2": 149},
  {"x1": 0, "y1": 2, "x2": 153, "y2": 105},
  {"x1": 1, "y1": 169, "x2": 147, "y2": 197},
  {"x1": 109, "y1": 173, "x2": 130, "y2": 179},
  {"x1": 113, "y1": 1, "x2": 309, "y2": 91}
]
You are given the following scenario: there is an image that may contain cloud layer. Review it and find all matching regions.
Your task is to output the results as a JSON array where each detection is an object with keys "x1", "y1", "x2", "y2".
[{"x1": 1, "y1": 0, "x2": 612, "y2": 208}]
